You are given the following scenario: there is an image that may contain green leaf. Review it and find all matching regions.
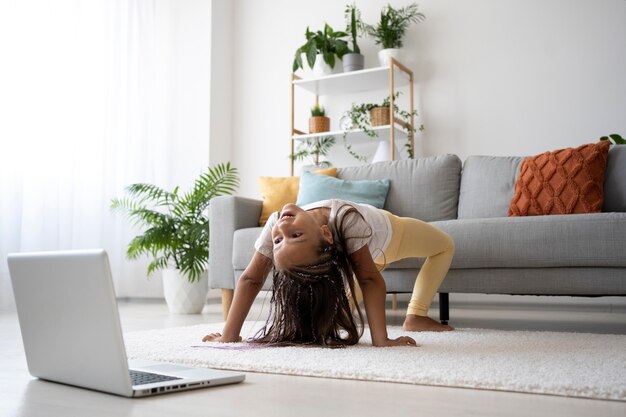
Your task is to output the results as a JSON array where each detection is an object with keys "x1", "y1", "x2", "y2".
[
  {"x1": 293, "y1": 49, "x2": 303, "y2": 72},
  {"x1": 326, "y1": 51, "x2": 335, "y2": 68},
  {"x1": 324, "y1": 22, "x2": 333, "y2": 37},
  {"x1": 609, "y1": 134, "x2": 626, "y2": 144},
  {"x1": 306, "y1": 40, "x2": 317, "y2": 68}
]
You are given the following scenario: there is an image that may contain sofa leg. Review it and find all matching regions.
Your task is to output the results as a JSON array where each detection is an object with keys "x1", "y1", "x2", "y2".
[
  {"x1": 439, "y1": 292, "x2": 449, "y2": 325},
  {"x1": 221, "y1": 289, "x2": 234, "y2": 321}
]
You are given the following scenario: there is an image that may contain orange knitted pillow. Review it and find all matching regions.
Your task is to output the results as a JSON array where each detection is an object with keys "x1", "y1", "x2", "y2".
[{"x1": 508, "y1": 141, "x2": 610, "y2": 216}]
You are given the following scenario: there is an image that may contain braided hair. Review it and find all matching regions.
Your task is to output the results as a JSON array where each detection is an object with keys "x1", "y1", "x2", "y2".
[{"x1": 252, "y1": 204, "x2": 369, "y2": 347}]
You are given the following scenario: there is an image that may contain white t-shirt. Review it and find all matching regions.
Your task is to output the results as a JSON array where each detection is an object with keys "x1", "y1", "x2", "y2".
[{"x1": 254, "y1": 199, "x2": 392, "y2": 261}]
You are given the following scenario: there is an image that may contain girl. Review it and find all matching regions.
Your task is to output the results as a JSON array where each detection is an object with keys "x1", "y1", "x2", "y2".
[{"x1": 202, "y1": 199, "x2": 455, "y2": 347}]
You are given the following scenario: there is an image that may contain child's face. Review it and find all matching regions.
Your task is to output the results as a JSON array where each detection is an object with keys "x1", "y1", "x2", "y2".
[{"x1": 271, "y1": 203, "x2": 333, "y2": 269}]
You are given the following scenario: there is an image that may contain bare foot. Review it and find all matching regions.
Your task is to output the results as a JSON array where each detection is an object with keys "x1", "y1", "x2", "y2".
[{"x1": 403, "y1": 314, "x2": 454, "y2": 332}]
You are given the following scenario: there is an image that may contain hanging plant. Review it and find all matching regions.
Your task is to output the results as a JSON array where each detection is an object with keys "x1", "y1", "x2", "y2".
[{"x1": 341, "y1": 92, "x2": 423, "y2": 161}]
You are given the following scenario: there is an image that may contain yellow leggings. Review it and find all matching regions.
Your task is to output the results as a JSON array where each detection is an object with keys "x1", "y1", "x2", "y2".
[{"x1": 374, "y1": 211, "x2": 455, "y2": 317}]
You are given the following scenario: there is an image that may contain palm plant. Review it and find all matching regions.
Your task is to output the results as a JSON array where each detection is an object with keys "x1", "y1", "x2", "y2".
[
  {"x1": 290, "y1": 136, "x2": 335, "y2": 168},
  {"x1": 366, "y1": 3, "x2": 425, "y2": 49},
  {"x1": 111, "y1": 162, "x2": 239, "y2": 283}
]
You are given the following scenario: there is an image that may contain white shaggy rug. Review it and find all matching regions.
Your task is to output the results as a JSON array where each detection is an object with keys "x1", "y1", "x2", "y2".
[{"x1": 124, "y1": 322, "x2": 626, "y2": 401}]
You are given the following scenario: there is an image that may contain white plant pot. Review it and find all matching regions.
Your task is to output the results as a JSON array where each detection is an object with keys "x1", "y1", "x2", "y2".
[
  {"x1": 312, "y1": 53, "x2": 342, "y2": 77},
  {"x1": 378, "y1": 48, "x2": 402, "y2": 67},
  {"x1": 162, "y1": 269, "x2": 208, "y2": 314}
]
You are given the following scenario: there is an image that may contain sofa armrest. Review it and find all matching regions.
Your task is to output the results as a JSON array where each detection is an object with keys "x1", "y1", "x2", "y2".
[{"x1": 209, "y1": 195, "x2": 263, "y2": 290}]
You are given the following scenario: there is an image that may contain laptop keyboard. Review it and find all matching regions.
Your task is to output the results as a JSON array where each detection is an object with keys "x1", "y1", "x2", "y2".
[{"x1": 130, "y1": 370, "x2": 182, "y2": 386}]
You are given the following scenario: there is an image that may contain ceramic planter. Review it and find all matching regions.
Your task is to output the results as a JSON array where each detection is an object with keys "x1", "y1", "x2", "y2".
[
  {"x1": 162, "y1": 269, "x2": 208, "y2": 314},
  {"x1": 378, "y1": 48, "x2": 402, "y2": 66},
  {"x1": 311, "y1": 53, "x2": 342, "y2": 77},
  {"x1": 343, "y1": 53, "x2": 364, "y2": 72}
]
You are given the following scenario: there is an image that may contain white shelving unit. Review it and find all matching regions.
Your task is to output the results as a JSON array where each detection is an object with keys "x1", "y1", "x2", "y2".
[
  {"x1": 292, "y1": 65, "x2": 411, "y2": 96},
  {"x1": 290, "y1": 58, "x2": 415, "y2": 175},
  {"x1": 292, "y1": 125, "x2": 407, "y2": 144}
]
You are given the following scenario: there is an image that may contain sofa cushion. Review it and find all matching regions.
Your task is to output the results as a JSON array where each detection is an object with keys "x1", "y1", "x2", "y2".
[
  {"x1": 257, "y1": 167, "x2": 336, "y2": 226},
  {"x1": 232, "y1": 227, "x2": 263, "y2": 269},
  {"x1": 296, "y1": 171, "x2": 390, "y2": 208},
  {"x1": 433, "y1": 213, "x2": 626, "y2": 269},
  {"x1": 508, "y1": 141, "x2": 610, "y2": 216},
  {"x1": 458, "y1": 156, "x2": 524, "y2": 219},
  {"x1": 603, "y1": 145, "x2": 626, "y2": 212},
  {"x1": 233, "y1": 213, "x2": 626, "y2": 272},
  {"x1": 337, "y1": 155, "x2": 462, "y2": 222}
]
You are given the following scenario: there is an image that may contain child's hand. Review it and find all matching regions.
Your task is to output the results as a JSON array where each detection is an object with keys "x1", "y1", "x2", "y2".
[
  {"x1": 374, "y1": 336, "x2": 418, "y2": 347},
  {"x1": 201, "y1": 332, "x2": 242, "y2": 343}
]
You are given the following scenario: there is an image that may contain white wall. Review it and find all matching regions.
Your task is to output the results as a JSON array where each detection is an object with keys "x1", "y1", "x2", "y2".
[
  {"x1": 166, "y1": 0, "x2": 211, "y2": 187},
  {"x1": 209, "y1": 0, "x2": 234, "y2": 166},
  {"x1": 214, "y1": 0, "x2": 626, "y2": 199}
]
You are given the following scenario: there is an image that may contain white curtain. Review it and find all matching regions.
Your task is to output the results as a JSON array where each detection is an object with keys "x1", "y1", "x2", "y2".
[{"x1": 0, "y1": 0, "x2": 211, "y2": 311}]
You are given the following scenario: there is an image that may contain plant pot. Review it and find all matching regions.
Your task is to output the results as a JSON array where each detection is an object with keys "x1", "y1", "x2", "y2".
[
  {"x1": 378, "y1": 48, "x2": 402, "y2": 66},
  {"x1": 162, "y1": 269, "x2": 208, "y2": 314},
  {"x1": 312, "y1": 54, "x2": 342, "y2": 77},
  {"x1": 309, "y1": 116, "x2": 330, "y2": 133},
  {"x1": 369, "y1": 107, "x2": 391, "y2": 127},
  {"x1": 343, "y1": 53, "x2": 364, "y2": 72}
]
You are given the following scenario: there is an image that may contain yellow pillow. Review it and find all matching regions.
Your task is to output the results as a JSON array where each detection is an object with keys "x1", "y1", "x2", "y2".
[{"x1": 258, "y1": 167, "x2": 337, "y2": 226}]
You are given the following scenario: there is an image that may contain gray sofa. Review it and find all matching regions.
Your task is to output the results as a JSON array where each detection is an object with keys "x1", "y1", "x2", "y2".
[{"x1": 209, "y1": 146, "x2": 626, "y2": 320}]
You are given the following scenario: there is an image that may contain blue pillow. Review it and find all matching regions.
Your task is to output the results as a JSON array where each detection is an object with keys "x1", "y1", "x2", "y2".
[{"x1": 296, "y1": 170, "x2": 391, "y2": 208}]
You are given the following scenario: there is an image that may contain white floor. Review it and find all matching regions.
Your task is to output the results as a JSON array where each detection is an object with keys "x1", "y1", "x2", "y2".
[{"x1": 2, "y1": 294, "x2": 626, "y2": 417}]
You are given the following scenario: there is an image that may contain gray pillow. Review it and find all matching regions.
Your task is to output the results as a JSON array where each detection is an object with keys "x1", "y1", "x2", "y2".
[
  {"x1": 458, "y1": 155, "x2": 524, "y2": 219},
  {"x1": 337, "y1": 155, "x2": 462, "y2": 222}
]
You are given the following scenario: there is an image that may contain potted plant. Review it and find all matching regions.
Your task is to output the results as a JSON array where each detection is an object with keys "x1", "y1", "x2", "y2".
[
  {"x1": 600, "y1": 134, "x2": 626, "y2": 144},
  {"x1": 341, "y1": 92, "x2": 423, "y2": 161},
  {"x1": 111, "y1": 163, "x2": 239, "y2": 314},
  {"x1": 293, "y1": 23, "x2": 349, "y2": 77},
  {"x1": 366, "y1": 3, "x2": 425, "y2": 66},
  {"x1": 309, "y1": 103, "x2": 331, "y2": 133},
  {"x1": 343, "y1": 3, "x2": 365, "y2": 72},
  {"x1": 290, "y1": 136, "x2": 335, "y2": 171}
]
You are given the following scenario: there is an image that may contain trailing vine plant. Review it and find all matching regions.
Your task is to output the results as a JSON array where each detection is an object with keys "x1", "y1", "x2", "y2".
[{"x1": 341, "y1": 92, "x2": 423, "y2": 161}]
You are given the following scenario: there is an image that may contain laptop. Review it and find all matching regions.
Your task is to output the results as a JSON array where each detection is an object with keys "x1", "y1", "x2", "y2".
[{"x1": 7, "y1": 249, "x2": 245, "y2": 397}]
